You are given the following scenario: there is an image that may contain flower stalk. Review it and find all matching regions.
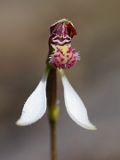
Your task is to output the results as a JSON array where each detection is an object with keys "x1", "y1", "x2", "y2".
[
  {"x1": 46, "y1": 19, "x2": 79, "y2": 160},
  {"x1": 46, "y1": 66, "x2": 58, "y2": 160}
]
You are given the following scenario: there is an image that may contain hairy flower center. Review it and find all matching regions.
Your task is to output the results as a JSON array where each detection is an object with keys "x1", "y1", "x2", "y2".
[{"x1": 49, "y1": 45, "x2": 80, "y2": 69}]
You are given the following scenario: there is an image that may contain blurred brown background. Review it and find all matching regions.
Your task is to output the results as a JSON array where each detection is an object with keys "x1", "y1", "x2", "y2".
[{"x1": 0, "y1": 0, "x2": 120, "y2": 160}]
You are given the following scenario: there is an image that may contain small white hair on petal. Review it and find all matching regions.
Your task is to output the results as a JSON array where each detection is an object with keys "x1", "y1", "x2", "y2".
[
  {"x1": 16, "y1": 74, "x2": 47, "y2": 126},
  {"x1": 61, "y1": 75, "x2": 96, "y2": 130}
]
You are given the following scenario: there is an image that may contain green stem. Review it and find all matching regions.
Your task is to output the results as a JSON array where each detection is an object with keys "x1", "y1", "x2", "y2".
[
  {"x1": 50, "y1": 121, "x2": 57, "y2": 160},
  {"x1": 46, "y1": 66, "x2": 59, "y2": 160}
]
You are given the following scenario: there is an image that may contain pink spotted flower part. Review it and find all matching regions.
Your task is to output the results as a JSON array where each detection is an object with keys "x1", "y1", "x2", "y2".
[
  {"x1": 49, "y1": 45, "x2": 80, "y2": 69},
  {"x1": 48, "y1": 19, "x2": 80, "y2": 69}
]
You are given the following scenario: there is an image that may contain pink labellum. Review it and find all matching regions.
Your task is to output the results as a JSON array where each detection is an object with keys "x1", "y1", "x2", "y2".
[{"x1": 49, "y1": 46, "x2": 80, "y2": 69}]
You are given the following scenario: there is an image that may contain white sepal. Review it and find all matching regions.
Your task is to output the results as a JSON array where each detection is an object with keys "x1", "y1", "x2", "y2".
[
  {"x1": 16, "y1": 74, "x2": 47, "y2": 126},
  {"x1": 61, "y1": 75, "x2": 96, "y2": 130}
]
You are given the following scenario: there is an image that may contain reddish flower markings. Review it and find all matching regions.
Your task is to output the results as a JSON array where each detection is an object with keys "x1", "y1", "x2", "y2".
[
  {"x1": 49, "y1": 45, "x2": 80, "y2": 69},
  {"x1": 48, "y1": 19, "x2": 80, "y2": 69}
]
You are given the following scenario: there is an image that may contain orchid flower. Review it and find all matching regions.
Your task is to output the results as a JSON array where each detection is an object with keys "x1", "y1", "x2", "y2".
[{"x1": 16, "y1": 19, "x2": 96, "y2": 130}]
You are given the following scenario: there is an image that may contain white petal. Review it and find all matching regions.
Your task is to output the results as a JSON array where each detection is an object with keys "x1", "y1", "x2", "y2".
[
  {"x1": 61, "y1": 75, "x2": 96, "y2": 130},
  {"x1": 16, "y1": 74, "x2": 47, "y2": 126}
]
